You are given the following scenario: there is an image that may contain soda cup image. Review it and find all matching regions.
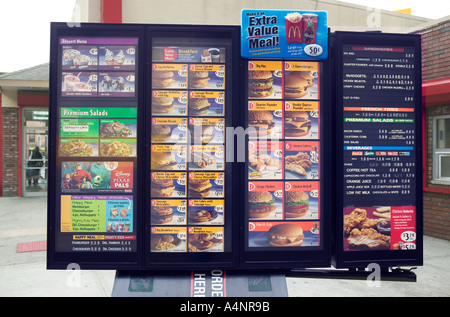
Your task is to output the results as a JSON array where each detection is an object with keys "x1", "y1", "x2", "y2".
[
  {"x1": 302, "y1": 14, "x2": 319, "y2": 44},
  {"x1": 285, "y1": 12, "x2": 303, "y2": 45}
]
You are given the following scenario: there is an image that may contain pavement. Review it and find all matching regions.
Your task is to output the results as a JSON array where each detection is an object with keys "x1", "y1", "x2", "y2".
[{"x1": 1, "y1": 195, "x2": 449, "y2": 297}]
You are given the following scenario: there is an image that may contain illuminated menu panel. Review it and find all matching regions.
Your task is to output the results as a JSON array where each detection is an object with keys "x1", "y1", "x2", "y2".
[
  {"x1": 150, "y1": 44, "x2": 228, "y2": 254},
  {"x1": 246, "y1": 60, "x2": 322, "y2": 251},
  {"x1": 341, "y1": 45, "x2": 418, "y2": 252},
  {"x1": 56, "y1": 37, "x2": 139, "y2": 253}
]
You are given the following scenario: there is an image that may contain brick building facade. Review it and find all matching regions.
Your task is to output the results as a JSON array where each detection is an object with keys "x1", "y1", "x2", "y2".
[
  {"x1": 416, "y1": 18, "x2": 450, "y2": 240},
  {"x1": 2, "y1": 107, "x2": 20, "y2": 196}
]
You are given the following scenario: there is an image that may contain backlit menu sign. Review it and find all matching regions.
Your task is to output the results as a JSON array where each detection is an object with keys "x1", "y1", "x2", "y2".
[
  {"x1": 48, "y1": 24, "x2": 144, "y2": 269},
  {"x1": 334, "y1": 32, "x2": 423, "y2": 268}
]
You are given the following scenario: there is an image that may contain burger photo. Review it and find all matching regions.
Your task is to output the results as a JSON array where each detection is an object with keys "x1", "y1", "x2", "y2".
[
  {"x1": 189, "y1": 71, "x2": 210, "y2": 88},
  {"x1": 248, "y1": 111, "x2": 275, "y2": 137},
  {"x1": 152, "y1": 96, "x2": 174, "y2": 114},
  {"x1": 151, "y1": 151, "x2": 177, "y2": 170},
  {"x1": 267, "y1": 223, "x2": 304, "y2": 247},
  {"x1": 151, "y1": 206, "x2": 174, "y2": 224},
  {"x1": 248, "y1": 191, "x2": 276, "y2": 219},
  {"x1": 284, "y1": 111, "x2": 311, "y2": 138},
  {"x1": 248, "y1": 70, "x2": 274, "y2": 98},
  {"x1": 188, "y1": 178, "x2": 212, "y2": 198},
  {"x1": 151, "y1": 178, "x2": 175, "y2": 197},
  {"x1": 189, "y1": 98, "x2": 211, "y2": 116},
  {"x1": 152, "y1": 70, "x2": 175, "y2": 88},
  {"x1": 299, "y1": 71, "x2": 315, "y2": 88},
  {"x1": 151, "y1": 125, "x2": 172, "y2": 143},
  {"x1": 285, "y1": 190, "x2": 309, "y2": 218},
  {"x1": 189, "y1": 125, "x2": 214, "y2": 144},
  {"x1": 284, "y1": 73, "x2": 309, "y2": 99}
]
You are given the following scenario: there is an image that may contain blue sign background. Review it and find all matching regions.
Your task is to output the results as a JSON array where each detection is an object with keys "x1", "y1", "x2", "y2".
[{"x1": 241, "y1": 10, "x2": 328, "y2": 60}]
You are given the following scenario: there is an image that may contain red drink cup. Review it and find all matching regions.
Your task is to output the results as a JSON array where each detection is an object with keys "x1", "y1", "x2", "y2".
[
  {"x1": 302, "y1": 14, "x2": 319, "y2": 44},
  {"x1": 285, "y1": 12, "x2": 303, "y2": 45}
]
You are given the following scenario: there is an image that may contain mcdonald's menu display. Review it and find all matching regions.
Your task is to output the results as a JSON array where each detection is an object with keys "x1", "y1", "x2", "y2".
[
  {"x1": 246, "y1": 60, "x2": 322, "y2": 251},
  {"x1": 241, "y1": 9, "x2": 328, "y2": 60},
  {"x1": 150, "y1": 42, "x2": 229, "y2": 254},
  {"x1": 340, "y1": 43, "x2": 419, "y2": 252},
  {"x1": 50, "y1": 23, "x2": 422, "y2": 271},
  {"x1": 54, "y1": 36, "x2": 139, "y2": 253}
]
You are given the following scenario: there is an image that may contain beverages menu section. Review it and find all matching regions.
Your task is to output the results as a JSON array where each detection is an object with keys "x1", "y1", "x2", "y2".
[
  {"x1": 246, "y1": 60, "x2": 322, "y2": 251},
  {"x1": 55, "y1": 37, "x2": 139, "y2": 253},
  {"x1": 341, "y1": 44, "x2": 419, "y2": 252},
  {"x1": 149, "y1": 44, "x2": 228, "y2": 254}
]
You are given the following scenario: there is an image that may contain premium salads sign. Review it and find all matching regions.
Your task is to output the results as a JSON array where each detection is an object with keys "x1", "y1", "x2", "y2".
[{"x1": 241, "y1": 10, "x2": 328, "y2": 60}]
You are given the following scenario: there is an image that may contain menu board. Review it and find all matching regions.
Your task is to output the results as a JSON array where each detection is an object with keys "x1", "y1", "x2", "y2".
[
  {"x1": 246, "y1": 60, "x2": 322, "y2": 252},
  {"x1": 53, "y1": 36, "x2": 140, "y2": 255},
  {"x1": 149, "y1": 42, "x2": 229, "y2": 254},
  {"x1": 338, "y1": 35, "x2": 421, "y2": 256}
]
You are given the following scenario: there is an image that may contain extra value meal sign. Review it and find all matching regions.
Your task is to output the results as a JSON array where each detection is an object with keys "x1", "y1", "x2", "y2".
[{"x1": 241, "y1": 10, "x2": 328, "y2": 60}]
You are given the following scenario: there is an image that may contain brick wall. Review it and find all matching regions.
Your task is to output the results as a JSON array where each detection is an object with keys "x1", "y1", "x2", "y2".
[
  {"x1": 2, "y1": 108, "x2": 19, "y2": 196},
  {"x1": 416, "y1": 19, "x2": 450, "y2": 240},
  {"x1": 419, "y1": 20, "x2": 450, "y2": 81}
]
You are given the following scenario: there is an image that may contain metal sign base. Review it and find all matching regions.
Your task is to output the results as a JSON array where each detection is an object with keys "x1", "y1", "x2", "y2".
[{"x1": 112, "y1": 270, "x2": 289, "y2": 297}]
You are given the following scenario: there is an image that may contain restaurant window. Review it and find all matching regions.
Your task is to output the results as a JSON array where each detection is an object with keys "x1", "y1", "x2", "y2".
[{"x1": 433, "y1": 115, "x2": 450, "y2": 184}]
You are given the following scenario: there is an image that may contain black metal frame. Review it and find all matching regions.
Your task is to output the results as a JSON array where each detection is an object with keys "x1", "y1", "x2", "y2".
[{"x1": 331, "y1": 31, "x2": 423, "y2": 269}]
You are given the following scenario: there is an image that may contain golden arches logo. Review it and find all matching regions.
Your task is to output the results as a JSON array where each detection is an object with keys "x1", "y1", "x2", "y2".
[{"x1": 288, "y1": 26, "x2": 302, "y2": 39}]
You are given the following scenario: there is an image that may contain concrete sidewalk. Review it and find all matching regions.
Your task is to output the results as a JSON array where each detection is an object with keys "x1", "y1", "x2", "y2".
[{"x1": 1, "y1": 196, "x2": 449, "y2": 297}]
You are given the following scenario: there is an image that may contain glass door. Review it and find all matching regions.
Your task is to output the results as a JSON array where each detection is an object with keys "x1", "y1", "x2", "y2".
[{"x1": 22, "y1": 109, "x2": 49, "y2": 196}]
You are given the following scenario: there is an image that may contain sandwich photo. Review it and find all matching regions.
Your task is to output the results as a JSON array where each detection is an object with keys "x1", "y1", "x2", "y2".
[
  {"x1": 248, "y1": 70, "x2": 274, "y2": 98},
  {"x1": 189, "y1": 98, "x2": 211, "y2": 116},
  {"x1": 152, "y1": 96, "x2": 174, "y2": 114},
  {"x1": 190, "y1": 151, "x2": 215, "y2": 168},
  {"x1": 151, "y1": 125, "x2": 172, "y2": 143},
  {"x1": 248, "y1": 111, "x2": 275, "y2": 137},
  {"x1": 152, "y1": 70, "x2": 175, "y2": 88},
  {"x1": 284, "y1": 73, "x2": 309, "y2": 99},
  {"x1": 151, "y1": 151, "x2": 177, "y2": 170},
  {"x1": 151, "y1": 178, "x2": 175, "y2": 197},
  {"x1": 189, "y1": 125, "x2": 214, "y2": 144},
  {"x1": 267, "y1": 223, "x2": 304, "y2": 247},
  {"x1": 284, "y1": 111, "x2": 311, "y2": 137},
  {"x1": 248, "y1": 191, "x2": 276, "y2": 218},
  {"x1": 285, "y1": 190, "x2": 309, "y2": 218},
  {"x1": 188, "y1": 178, "x2": 212, "y2": 198},
  {"x1": 189, "y1": 71, "x2": 210, "y2": 88},
  {"x1": 151, "y1": 206, "x2": 174, "y2": 224}
]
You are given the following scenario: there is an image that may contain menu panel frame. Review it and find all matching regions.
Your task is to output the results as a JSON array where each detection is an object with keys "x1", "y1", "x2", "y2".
[
  {"x1": 332, "y1": 31, "x2": 423, "y2": 269},
  {"x1": 240, "y1": 58, "x2": 332, "y2": 269},
  {"x1": 144, "y1": 25, "x2": 241, "y2": 269},
  {"x1": 47, "y1": 23, "x2": 146, "y2": 270}
]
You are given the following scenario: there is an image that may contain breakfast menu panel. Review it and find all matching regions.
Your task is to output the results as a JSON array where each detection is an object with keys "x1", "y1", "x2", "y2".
[
  {"x1": 246, "y1": 60, "x2": 322, "y2": 250},
  {"x1": 150, "y1": 44, "x2": 228, "y2": 253},
  {"x1": 55, "y1": 37, "x2": 139, "y2": 253},
  {"x1": 341, "y1": 44, "x2": 418, "y2": 252}
]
